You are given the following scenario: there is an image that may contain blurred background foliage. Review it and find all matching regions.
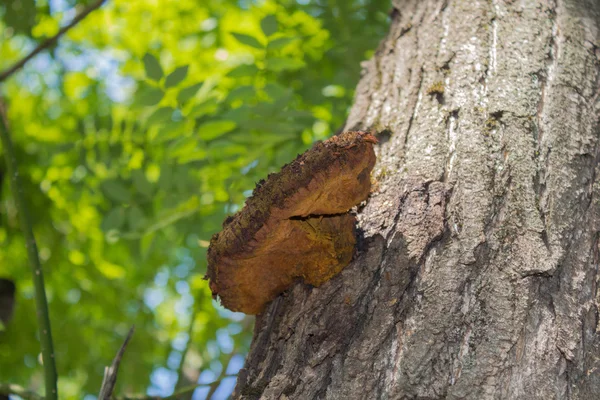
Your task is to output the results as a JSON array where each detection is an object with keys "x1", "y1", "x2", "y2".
[{"x1": 0, "y1": 0, "x2": 389, "y2": 398}]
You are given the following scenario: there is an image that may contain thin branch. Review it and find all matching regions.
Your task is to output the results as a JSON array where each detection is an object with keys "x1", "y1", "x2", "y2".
[
  {"x1": 113, "y1": 375, "x2": 239, "y2": 400},
  {"x1": 99, "y1": 326, "x2": 136, "y2": 400},
  {"x1": 173, "y1": 306, "x2": 198, "y2": 392},
  {"x1": 0, "y1": 99, "x2": 58, "y2": 398},
  {"x1": 0, "y1": 0, "x2": 107, "y2": 83},
  {"x1": 115, "y1": 383, "x2": 207, "y2": 400},
  {"x1": 0, "y1": 383, "x2": 44, "y2": 400},
  {"x1": 206, "y1": 352, "x2": 237, "y2": 400}
]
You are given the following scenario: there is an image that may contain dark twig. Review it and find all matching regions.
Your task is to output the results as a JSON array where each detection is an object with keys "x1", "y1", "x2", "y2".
[
  {"x1": 0, "y1": 0, "x2": 107, "y2": 82},
  {"x1": 98, "y1": 326, "x2": 135, "y2": 400},
  {"x1": 0, "y1": 383, "x2": 44, "y2": 400},
  {"x1": 113, "y1": 376, "x2": 239, "y2": 400},
  {"x1": 115, "y1": 383, "x2": 208, "y2": 400},
  {"x1": 173, "y1": 305, "x2": 198, "y2": 392},
  {"x1": 205, "y1": 351, "x2": 237, "y2": 400},
  {"x1": 0, "y1": 99, "x2": 58, "y2": 399}
]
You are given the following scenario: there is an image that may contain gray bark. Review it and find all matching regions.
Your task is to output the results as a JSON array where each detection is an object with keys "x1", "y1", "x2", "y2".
[{"x1": 233, "y1": 0, "x2": 600, "y2": 398}]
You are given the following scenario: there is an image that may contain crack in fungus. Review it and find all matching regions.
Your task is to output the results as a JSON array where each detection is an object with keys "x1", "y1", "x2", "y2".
[{"x1": 205, "y1": 132, "x2": 378, "y2": 314}]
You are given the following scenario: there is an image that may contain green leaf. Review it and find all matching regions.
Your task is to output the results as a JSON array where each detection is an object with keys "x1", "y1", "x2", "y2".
[
  {"x1": 144, "y1": 196, "x2": 199, "y2": 235},
  {"x1": 147, "y1": 107, "x2": 175, "y2": 126},
  {"x1": 4, "y1": 0, "x2": 36, "y2": 36},
  {"x1": 206, "y1": 141, "x2": 246, "y2": 159},
  {"x1": 128, "y1": 206, "x2": 147, "y2": 231},
  {"x1": 102, "y1": 180, "x2": 131, "y2": 203},
  {"x1": 227, "y1": 64, "x2": 260, "y2": 78},
  {"x1": 231, "y1": 32, "x2": 263, "y2": 49},
  {"x1": 267, "y1": 37, "x2": 296, "y2": 51},
  {"x1": 197, "y1": 120, "x2": 237, "y2": 141},
  {"x1": 165, "y1": 66, "x2": 189, "y2": 88},
  {"x1": 168, "y1": 136, "x2": 198, "y2": 158},
  {"x1": 158, "y1": 164, "x2": 173, "y2": 191},
  {"x1": 188, "y1": 98, "x2": 218, "y2": 118},
  {"x1": 132, "y1": 170, "x2": 154, "y2": 197},
  {"x1": 101, "y1": 207, "x2": 126, "y2": 232},
  {"x1": 229, "y1": 132, "x2": 296, "y2": 145},
  {"x1": 177, "y1": 83, "x2": 203, "y2": 103},
  {"x1": 260, "y1": 15, "x2": 278, "y2": 37},
  {"x1": 135, "y1": 86, "x2": 164, "y2": 107},
  {"x1": 264, "y1": 83, "x2": 290, "y2": 102},
  {"x1": 227, "y1": 85, "x2": 255, "y2": 102},
  {"x1": 278, "y1": 110, "x2": 314, "y2": 119},
  {"x1": 178, "y1": 149, "x2": 208, "y2": 164},
  {"x1": 154, "y1": 120, "x2": 188, "y2": 142},
  {"x1": 242, "y1": 119, "x2": 299, "y2": 133},
  {"x1": 143, "y1": 53, "x2": 163, "y2": 81},
  {"x1": 221, "y1": 105, "x2": 252, "y2": 123},
  {"x1": 266, "y1": 57, "x2": 305, "y2": 72},
  {"x1": 140, "y1": 232, "x2": 156, "y2": 260}
]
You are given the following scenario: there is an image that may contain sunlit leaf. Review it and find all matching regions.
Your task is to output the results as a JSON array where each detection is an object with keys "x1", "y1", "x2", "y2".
[
  {"x1": 135, "y1": 86, "x2": 164, "y2": 107},
  {"x1": 227, "y1": 64, "x2": 260, "y2": 78},
  {"x1": 147, "y1": 107, "x2": 175, "y2": 126},
  {"x1": 177, "y1": 83, "x2": 203, "y2": 103},
  {"x1": 168, "y1": 136, "x2": 198, "y2": 158},
  {"x1": 165, "y1": 66, "x2": 189, "y2": 88},
  {"x1": 143, "y1": 53, "x2": 164, "y2": 81},
  {"x1": 197, "y1": 120, "x2": 237, "y2": 141},
  {"x1": 266, "y1": 57, "x2": 305, "y2": 72},
  {"x1": 227, "y1": 85, "x2": 255, "y2": 102},
  {"x1": 140, "y1": 232, "x2": 156, "y2": 260},
  {"x1": 267, "y1": 37, "x2": 296, "y2": 51},
  {"x1": 322, "y1": 84, "x2": 346, "y2": 97},
  {"x1": 260, "y1": 15, "x2": 278, "y2": 37},
  {"x1": 231, "y1": 32, "x2": 263, "y2": 49},
  {"x1": 207, "y1": 141, "x2": 246, "y2": 159},
  {"x1": 188, "y1": 98, "x2": 219, "y2": 118},
  {"x1": 98, "y1": 261, "x2": 126, "y2": 280},
  {"x1": 32, "y1": 14, "x2": 59, "y2": 38},
  {"x1": 154, "y1": 120, "x2": 188, "y2": 142},
  {"x1": 178, "y1": 149, "x2": 208, "y2": 164}
]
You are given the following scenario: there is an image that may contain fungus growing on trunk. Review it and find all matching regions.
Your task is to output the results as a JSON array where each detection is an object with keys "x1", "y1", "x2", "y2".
[{"x1": 206, "y1": 131, "x2": 377, "y2": 314}]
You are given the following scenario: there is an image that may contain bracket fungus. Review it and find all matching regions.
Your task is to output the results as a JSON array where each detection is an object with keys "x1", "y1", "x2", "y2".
[{"x1": 206, "y1": 131, "x2": 377, "y2": 314}]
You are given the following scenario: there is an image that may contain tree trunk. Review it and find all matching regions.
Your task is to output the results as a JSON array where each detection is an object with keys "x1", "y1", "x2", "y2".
[{"x1": 233, "y1": 0, "x2": 600, "y2": 398}]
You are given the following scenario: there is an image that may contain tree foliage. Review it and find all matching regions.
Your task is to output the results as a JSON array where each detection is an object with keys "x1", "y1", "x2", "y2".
[{"x1": 0, "y1": 0, "x2": 389, "y2": 398}]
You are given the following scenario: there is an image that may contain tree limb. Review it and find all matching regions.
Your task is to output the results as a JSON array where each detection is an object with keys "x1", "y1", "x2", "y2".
[
  {"x1": 0, "y1": 99, "x2": 58, "y2": 399},
  {"x1": 115, "y1": 383, "x2": 206, "y2": 400},
  {"x1": 205, "y1": 351, "x2": 237, "y2": 400},
  {"x1": 0, "y1": 0, "x2": 107, "y2": 83},
  {"x1": 173, "y1": 306, "x2": 198, "y2": 392},
  {"x1": 99, "y1": 326, "x2": 135, "y2": 400},
  {"x1": 113, "y1": 377, "x2": 239, "y2": 400}
]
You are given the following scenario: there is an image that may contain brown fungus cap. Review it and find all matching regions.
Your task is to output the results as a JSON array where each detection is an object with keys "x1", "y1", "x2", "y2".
[{"x1": 206, "y1": 131, "x2": 377, "y2": 314}]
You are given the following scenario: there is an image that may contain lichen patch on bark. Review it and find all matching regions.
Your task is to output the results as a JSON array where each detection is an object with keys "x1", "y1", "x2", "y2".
[{"x1": 206, "y1": 131, "x2": 377, "y2": 314}]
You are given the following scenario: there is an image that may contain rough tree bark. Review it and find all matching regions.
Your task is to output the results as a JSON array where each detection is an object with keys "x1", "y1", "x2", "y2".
[{"x1": 233, "y1": 0, "x2": 600, "y2": 398}]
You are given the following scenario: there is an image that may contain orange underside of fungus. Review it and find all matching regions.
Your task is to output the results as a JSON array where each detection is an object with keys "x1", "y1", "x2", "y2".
[{"x1": 206, "y1": 131, "x2": 377, "y2": 314}]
